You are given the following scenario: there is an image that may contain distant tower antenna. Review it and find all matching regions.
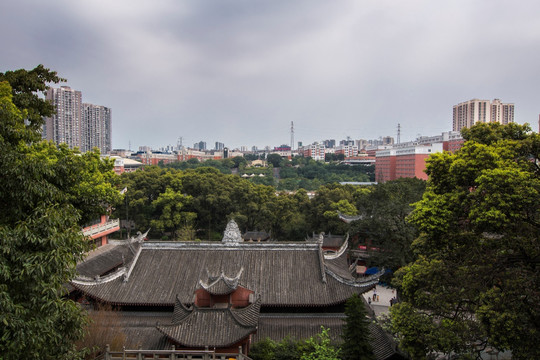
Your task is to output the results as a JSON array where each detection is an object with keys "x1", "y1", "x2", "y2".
[
  {"x1": 128, "y1": 140, "x2": 131, "y2": 151},
  {"x1": 290, "y1": 121, "x2": 295, "y2": 150},
  {"x1": 397, "y1": 123, "x2": 401, "y2": 144}
]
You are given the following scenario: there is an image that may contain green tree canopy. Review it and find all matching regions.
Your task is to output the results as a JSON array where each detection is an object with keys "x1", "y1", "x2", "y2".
[
  {"x1": 351, "y1": 178, "x2": 426, "y2": 270},
  {"x1": 390, "y1": 123, "x2": 540, "y2": 360},
  {"x1": 230, "y1": 155, "x2": 247, "y2": 168},
  {"x1": 0, "y1": 67, "x2": 120, "y2": 359},
  {"x1": 341, "y1": 294, "x2": 375, "y2": 360},
  {"x1": 150, "y1": 188, "x2": 196, "y2": 240},
  {"x1": 267, "y1": 153, "x2": 284, "y2": 167},
  {"x1": 0, "y1": 64, "x2": 64, "y2": 137},
  {"x1": 300, "y1": 327, "x2": 340, "y2": 360}
]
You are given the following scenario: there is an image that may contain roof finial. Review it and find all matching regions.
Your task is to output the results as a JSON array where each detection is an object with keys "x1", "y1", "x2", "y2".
[{"x1": 222, "y1": 219, "x2": 243, "y2": 244}]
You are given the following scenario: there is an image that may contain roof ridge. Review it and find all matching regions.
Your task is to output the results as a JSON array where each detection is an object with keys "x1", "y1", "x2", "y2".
[
  {"x1": 142, "y1": 241, "x2": 321, "y2": 251},
  {"x1": 323, "y1": 234, "x2": 349, "y2": 260},
  {"x1": 121, "y1": 242, "x2": 143, "y2": 283},
  {"x1": 199, "y1": 268, "x2": 244, "y2": 295},
  {"x1": 316, "y1": 235, "x2": 327, "y2": 284},
  {"x1": 230, "y1": 296, "x2": 262, "y2": 327},
  {"x1": 172, "y1": 295, "x2": 192, "y2": 324}
]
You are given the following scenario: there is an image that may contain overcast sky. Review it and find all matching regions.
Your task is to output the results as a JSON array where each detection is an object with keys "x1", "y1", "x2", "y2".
[{"x1": 2, "y1": 0, "x2": 539, "y2": 150}]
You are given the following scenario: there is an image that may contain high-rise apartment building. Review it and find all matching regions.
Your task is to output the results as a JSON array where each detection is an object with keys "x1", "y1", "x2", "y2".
[
  {"x1": 323, "y1": 139, "x2": 336, "y2": 148},
  {"x1": 44, "y1": 86, "x2": 112, "y2": 154},
  {"x1": 453, "y1": 98, "x2": 514, "y2": 132},
  {"x1": 194, "y1": 141, "x2": 206, "y2": 151},
  {"x1": 82, "y1": 104, "x2": 112, "y2": 154},
  {"x1": 44, "y1": 86, "x2": 82, "y2": 149}
]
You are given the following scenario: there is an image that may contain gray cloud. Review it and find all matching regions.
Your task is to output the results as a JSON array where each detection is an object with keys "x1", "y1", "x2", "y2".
[{"x1": 2, "y1": 0, "x2": 539, "y2": 150}]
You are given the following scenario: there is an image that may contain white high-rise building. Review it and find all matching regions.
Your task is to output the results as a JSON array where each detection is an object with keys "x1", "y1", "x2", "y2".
[
  {"x1": 44, "y1": 86, "x2": 82, "y2": 149},
  {"x1": 44, "y1": 86, "x2": 112, "y2": 153},
  {"x1": 453, "y1": 99, "x2": 514, "y2": 132},
  {"x1": 82, "y1": 104, "x2": 112, "y2": 154}
]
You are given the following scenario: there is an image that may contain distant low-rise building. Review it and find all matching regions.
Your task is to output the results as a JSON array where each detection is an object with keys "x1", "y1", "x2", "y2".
[
  {"x1": 300, "y1": 142, "x2": 326, "y2": 161},
  {"x1": 375, "y1": 131, "x2": 464, "y2": 183},
  {"x1": 335, "y1": 145, "x2": 359, "y2": 158},
  {"x1": 136, "y1": 151, "x2": 177, "y2": 166},
  {"x1": 112, "y1": 156, "x2": 143, "y2": 175}
]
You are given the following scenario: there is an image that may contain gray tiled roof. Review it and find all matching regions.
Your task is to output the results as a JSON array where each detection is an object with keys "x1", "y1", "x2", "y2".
[
  {"x1": 254, "y1": 314, "x2": 405, "y2": 360},
  {"x1": 198, "y1": 270, "x2": 242, "y2": 295},
  {"x1": 91, "y1": 310, "x2": 404, "y2": 359},
  {"x1": 325, "y1": 252, "x2": 355, "y2": 280},
  {"x1": 368, "y1": 322, "x2": 406, "y2": 360},
  {"x1": 255, "y1": 313, "x2": 346, "y2": 343},
  {"x1": 307, "y1": 233, "x2": 346, "y2": 248},
  {"x1": 77, "y1": 242, "x2": 139, "y2": 277},
  {"x1": 89, "y1": 311, "x2": 171, "y2": 350},
  {"x1": 72, "y1": 242, "x2": 378, "y2": 307},
  {"x1": 172, "y1": 296, "x2": 192, "y2": 323},
  {"x1": 157, "y1": 298, "x2": 261, "y2": 348}
]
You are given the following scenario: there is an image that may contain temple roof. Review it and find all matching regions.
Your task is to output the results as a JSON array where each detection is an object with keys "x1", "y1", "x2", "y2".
[
  {"x1": 172, "y1": 296, "x2": 192, "y2": 323},
  {"x1": 338, "y1": 212, "x2": 364, "y2": 224},
  {"x1": 76, "y1": 230, "x2": 148, "y2": 278},
  {"x1": 72, "y1": 242, "x2": 381, "y2": 307},
  {"x1": 77, "y1": 242, "x2": 139, "y2": 277},
  {"x1": 198, "y1": 269, "x2": 243, "y2": 295},
  {"x1": 87, "y1": 310, "x2": 402, "y2": 360},
  {"x1": 85, "y1": 310, "x2": 171, "y2": 350},
  {"x1": 254, "y1": 314, "x2": 405, "y2": 360},
  {"x1": 242, "y1": 231, "x2": 271, "y2": 242},
  {"x1": 157, "y1": 297, "x2": 261, "y2": 348},
  {"x1": 308, "y1": 233, "x2": 347, "y2": 249}
]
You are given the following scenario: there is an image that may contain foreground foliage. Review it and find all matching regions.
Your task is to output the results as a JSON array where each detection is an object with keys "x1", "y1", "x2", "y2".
[
  {"x1": 341, "y1": 294, "x2": 375, "y2": 360},
  {"x1": 250, "y1": 337, "x2": 312, "y2": 360},
  {"x1": 301, "y1": 327, "x2": 341, "y2": 360},
  {"x1": 391, "y1": 123, "x2": 540, "y2": 359},
  {"x1": 0, "y1": 67, "x2": 120, "y2": 359},
  {"x1": 351, "y1": 178, "x2": 426, "y2": 270},
  {"x1": 250, "y1": 327, "x2": 340, "y2": 360}
]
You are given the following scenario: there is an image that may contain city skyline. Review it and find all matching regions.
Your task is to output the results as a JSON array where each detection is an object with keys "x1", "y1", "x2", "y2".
[{"x1": 2, "y1": 1, "x2": 540, "y2": 150}]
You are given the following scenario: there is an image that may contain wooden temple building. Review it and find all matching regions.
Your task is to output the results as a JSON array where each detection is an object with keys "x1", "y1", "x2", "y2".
[{"x1": 71, "y1": 221, "x2": 405, "y2": 359}]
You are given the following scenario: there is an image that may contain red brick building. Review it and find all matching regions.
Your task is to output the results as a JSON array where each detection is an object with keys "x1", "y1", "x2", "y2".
[
  {"x1": 375, "y1": 131, "x2": 464, "y2": 183},
  {"x1": 375, "y1": 143, "x2": 443, "y2": 182},
  {"x1": 301, "y1": 142, "x2": 326, "y2": 161}
]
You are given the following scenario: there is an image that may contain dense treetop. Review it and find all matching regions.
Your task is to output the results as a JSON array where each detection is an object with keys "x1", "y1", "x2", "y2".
[
  {"x1": 0, "y1": 66, "x2": 120, "y2": 359},
  {"x1": 161, "y1": 155, "x2": 374, "y2": 190},
  {"x1": 390, "y1": 123, "x2": 540, "y2": 360}
]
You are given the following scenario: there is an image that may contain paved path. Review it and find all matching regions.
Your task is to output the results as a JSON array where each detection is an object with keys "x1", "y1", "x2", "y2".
[{"x1": 362, "y1": 284, "x2": 397, "y2": 317}]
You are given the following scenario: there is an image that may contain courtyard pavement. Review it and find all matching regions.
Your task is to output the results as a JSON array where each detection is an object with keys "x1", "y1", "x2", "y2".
[{"x1": 362, "y1": 284, "x2": 397, "y2": 317}]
